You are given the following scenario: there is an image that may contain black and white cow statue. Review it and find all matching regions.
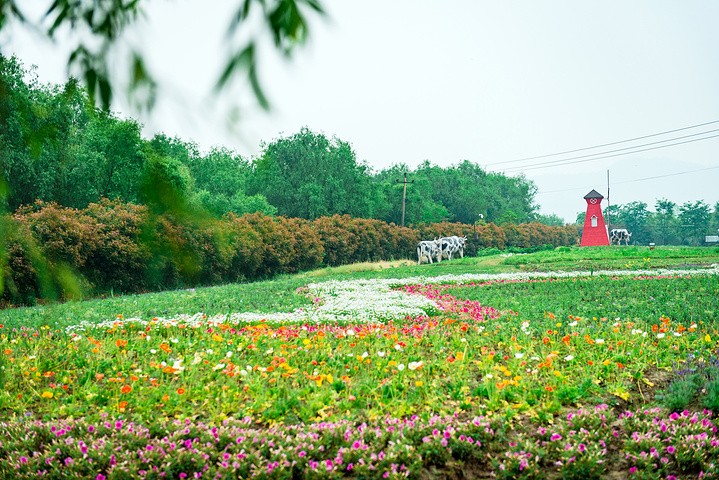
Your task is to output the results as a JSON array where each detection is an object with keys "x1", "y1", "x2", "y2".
[
  {"x1": 610, "y1": 229, "x2": 632, "y2": 246},
  {"x1": 440, "y1": 236, "x2": 467, "y2": 261},
  {"x1": 417, "y1": 238, "x2": 442, "y2": 265}
]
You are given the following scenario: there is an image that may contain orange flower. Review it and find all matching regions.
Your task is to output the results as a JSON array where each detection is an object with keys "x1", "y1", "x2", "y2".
[
  {"x1": 116, "y1": 339, "x2": 128, "y2": 348},
  {"x1": 587, "y1": 360, "x2": 594, "y2": 366},
  {"x1": 542, "y1": 337, "x2": 550, "y2": 344},
  {"x1": 119, "y1": 401, "x2": 128, "y2": 409},
  {"x1": 177, "y1": 388, "x2": 186, "y2": 395},
  {"x1": 95, "y1": 373, "x2": 105, "y2": 380},
  {"x1": 162, "y1": 394, "x2": 169, "y2": 402},
  {"x1": 3, "y1": 348, "x2": 11, "y2": 355},
  {"x1": 120, "y1": 385, "x2": 132, "y2": 394},
  {"x1": 160, "y1": 344, "x2": 172, "y2": 353}
]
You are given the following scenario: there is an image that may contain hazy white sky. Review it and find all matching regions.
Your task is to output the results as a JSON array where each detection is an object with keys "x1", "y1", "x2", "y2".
[{"x1": 4, "y1": 0, "x2": 719, "y2": 223}]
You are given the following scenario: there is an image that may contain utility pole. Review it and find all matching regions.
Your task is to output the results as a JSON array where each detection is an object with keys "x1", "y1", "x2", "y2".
[
  {"x1": 396, "y1": 172, "x2": 414, "y2": 227},
  {"x1": 606, "y1": 169, "x2": 611, "y2": 230}
]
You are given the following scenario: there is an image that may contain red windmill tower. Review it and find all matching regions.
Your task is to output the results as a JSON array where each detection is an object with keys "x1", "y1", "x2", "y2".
[{"x1": 580, "y1": 189, "x2": 609, "y2": 246}]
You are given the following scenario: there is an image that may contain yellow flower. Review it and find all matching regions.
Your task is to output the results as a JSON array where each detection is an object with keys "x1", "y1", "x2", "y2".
[
  {"x1": 415, "y1": 381, "x2": 424, "y2": 387},
  {"x1": 41, "y1": 391, "x2": 54, "y2": 399},
  {"x1": 553, "y1": 370, "x2": 561, "y2": 377},
  {"x1": 706, "y1": 334, "x2": 712, "y2": 343},
  {"x1": 602, "y1": 359, "x2": 612, "y2": 366}
]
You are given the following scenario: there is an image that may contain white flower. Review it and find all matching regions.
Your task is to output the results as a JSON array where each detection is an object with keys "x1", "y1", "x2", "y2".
[
  {"x1": 240, "y1": 370, "x2": 248, "y2": 376},
  {"x1": 346, "y1": 329, "x2": 355, "y2": 336},
  {"x1": 377, "y1": 351, "x2": 386, "y2": 357},
  {"x1": 595, "y1": 339, "x2": 605, "y2": 344},
  {"x1": 361, "y1": 352, "x2": 369, "y2": 359},
  {"x1": 150, "y1": 349, "x2": 157, "y2": 354},
  {"x1": 531, "y1": 356, "x2": 540, "y2": 361},
  {"x1": 485, "y1": 374, "x2": 493, "y2": 379},
  {"x1": 206, "y1": 349, "x2": 214, "y2": 354},
  {"x1": 657, "y1": 333, "x2": 665, "y2": 339},
  {"x1": 460, "y1": 337, "x2": 467, "y2": 342},
  {"x1": 212, "y1": 363, "x2": 225, "y2": 371},
  {"x1": 170, "y1": 338, "x2": 179, "y2": 343},
  {"x1": 266, "y1": 348, "x2": 273, "y2": 355},
  {"x1": 673, "y1": 332, "x2": 682, "y2": 337},
  {"x1": 408, "y1": 361, "x2": 424, "y2": 370},
  {"x1": 514, "y1": 353, "x2": 524, "y2": 359},
  {"x1": 397, "y1": 364, "x2": 406, "y2": 371},
  {"x1": 521, "y1": 321, "x2": 530, "y2": 328},
  {"x1": 564, "y1": 355, "x2": 574, "y2": 361},
  {"x1": 395, "y1": 344, "x2": 402, "y2": 351},
  {"x1": 226, "y1": 351, "x2": 233, "y2": 358},
  {"x1": 569, "y1": 321, "x2": 578, "y2": 327}
]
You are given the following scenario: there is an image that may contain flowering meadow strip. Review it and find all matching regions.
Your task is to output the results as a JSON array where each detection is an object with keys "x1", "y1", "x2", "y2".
[
  {"x1": 63, "y1": 266, "x2": 719, "y2": 331},
  {"x1": 2, "y1": 266, "x2": 718, "y2": 425},
  {"x1": 2, "y1": 405, "x2": 718, "y2": 479}
]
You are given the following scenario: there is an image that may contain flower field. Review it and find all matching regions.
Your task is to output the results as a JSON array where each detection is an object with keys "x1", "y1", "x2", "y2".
[{"x1": 1, "y1": 262, "x2": 719, "y2": 479}]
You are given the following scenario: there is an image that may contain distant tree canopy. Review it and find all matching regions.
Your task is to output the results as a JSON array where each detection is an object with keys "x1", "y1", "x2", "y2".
[{"x1": 0, "y1": 55, "x2": 546, "y2": 227}]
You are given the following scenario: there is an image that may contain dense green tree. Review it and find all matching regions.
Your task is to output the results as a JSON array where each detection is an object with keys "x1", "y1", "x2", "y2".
[
  {"x1": 711, "y1": 202, "x2": 719, "y2": 234},
  {"x1": 372, "y1": 160, "x2": 538, "y2": 226},
  {"x1": 647, "y1": 198, "x2": 681, "y2": 245},
  {"x1": 678, "y1": 200, "x2": 711, "y2": 245},
  {"x1": 608, "y1": 201, "x2": 650, "y2": 244},
  {"x1": 249, "y1": 127, "x2": 374, "y2": 220}
]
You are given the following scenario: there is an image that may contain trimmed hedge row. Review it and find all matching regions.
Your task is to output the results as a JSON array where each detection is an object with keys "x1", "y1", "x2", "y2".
[{"x1": 1, "y1": 201, "x2": 580, "y2": 304}]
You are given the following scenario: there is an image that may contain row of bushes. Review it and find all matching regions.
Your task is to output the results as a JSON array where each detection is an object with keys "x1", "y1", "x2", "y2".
[{"x1": 1, "y1": 200, "x2": 580, "y2": 304}]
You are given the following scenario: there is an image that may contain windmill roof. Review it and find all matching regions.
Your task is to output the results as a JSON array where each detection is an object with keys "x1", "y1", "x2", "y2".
[{"x1": 584, "y1": 189, "x2": 604, "y2": 199}]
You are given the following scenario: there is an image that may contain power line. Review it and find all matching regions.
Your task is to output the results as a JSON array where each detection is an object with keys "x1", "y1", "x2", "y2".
[
  {"x1": 500, "y1": 132, "x2": 719, "y2": 173},
  {"x1": 499, "y1": 128, "x2": 719, "y2": 171},
  {"x1": 486, "y1": 119, "x2": 719, "y2": 167},
  {"x1": 536, "y1": 165, "x2": 719, "y2": 195}
]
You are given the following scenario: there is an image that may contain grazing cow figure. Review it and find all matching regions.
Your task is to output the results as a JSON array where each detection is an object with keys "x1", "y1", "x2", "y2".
[
  {"x1": 440, "y1": 236, "x2": 467, "y2": 261},
  {"x1": 610, "y1": 229, "x2": 632, "y2": 246},
  {"x1": 417, "y1": 238, "x2": 442, "y2": 265}
]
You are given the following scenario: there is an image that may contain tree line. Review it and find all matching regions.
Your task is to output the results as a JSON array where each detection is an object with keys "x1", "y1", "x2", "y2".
[
  {"x1": 1, "y1": 55, "x2": 543, "y2": 227},
  {"x1": 577, "y1": 199, "x2": 719, "y2": 246}
]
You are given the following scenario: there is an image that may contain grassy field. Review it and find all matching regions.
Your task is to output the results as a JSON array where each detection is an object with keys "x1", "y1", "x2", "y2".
[{"x1": 1, "y1": 245, "x2": 718, "y2": 479}]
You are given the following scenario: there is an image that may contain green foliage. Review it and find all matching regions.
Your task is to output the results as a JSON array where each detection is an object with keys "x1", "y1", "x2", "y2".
[{"x1": 249, "y1": 127, "x2": 376, "y2": 220}]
